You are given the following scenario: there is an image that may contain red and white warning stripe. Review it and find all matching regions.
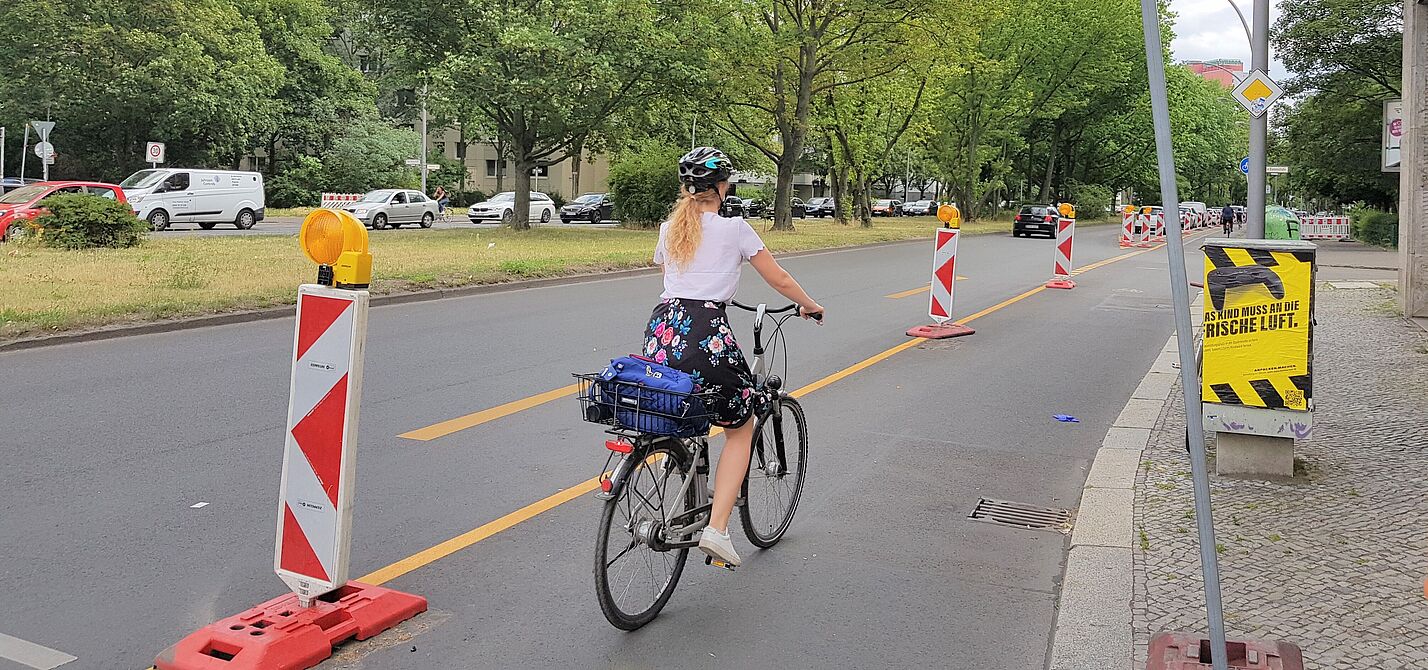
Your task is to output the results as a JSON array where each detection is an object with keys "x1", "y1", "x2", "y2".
[
  {"x1": 1120, "y1": 209, "x2": 1136, "y2": 247},
  {"x1": 1301, "y1": 215, "x2": 1351, "y2": 240},
  {"x1": 928, "y1": 228, "x2": 959, "y2": 324},
  {"x1": 1153, "y1": 211, "x2": 1166, "y2": 241},
  {"x1": 320, "y1": 193, "x2": 364, "y2": 209},
  {"x1": 275, "y1": 285, "x2": 368, "y2": 601}
]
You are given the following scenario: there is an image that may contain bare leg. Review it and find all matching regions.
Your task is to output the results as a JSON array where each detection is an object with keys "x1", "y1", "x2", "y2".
[{"x1": 709, "y1": 421, "x2": 755, "y2": 532}]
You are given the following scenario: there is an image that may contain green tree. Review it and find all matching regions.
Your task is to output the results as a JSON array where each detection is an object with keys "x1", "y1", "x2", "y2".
[
  {"x1": 321, "y1": 118, "x2": 421, "y2": 192},
  {"x1": 377, "y1": 0, "x2": 703, "y2": 229},
  {"x1": 0, "y1": 0, "x2": 283, "y2": 180}
]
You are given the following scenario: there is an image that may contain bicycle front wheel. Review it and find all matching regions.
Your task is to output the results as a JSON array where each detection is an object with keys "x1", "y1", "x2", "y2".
[
  {"x1": 595, "y1": 445, "x2": 693, "y2": 630},
  {"x1": 739, "y1": 396, "x2": 809, "y2": 548}
]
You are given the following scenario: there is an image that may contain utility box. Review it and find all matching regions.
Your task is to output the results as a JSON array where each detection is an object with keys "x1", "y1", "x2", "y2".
[
  {"x1": 1146, "y1": 632, "x2": 1304, "y2": 669},
  {"x1": 1201, "y1": 239, "x2": 1316, "y2": 477}
]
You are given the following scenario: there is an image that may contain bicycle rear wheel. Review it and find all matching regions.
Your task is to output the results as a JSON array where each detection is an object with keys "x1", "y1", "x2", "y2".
[
  {"x1": 739, "y1": 396, "x2": 808, "y2": 548},
  {"x1": 594, "y1": 445, "x2": 694, "y2": 630}
]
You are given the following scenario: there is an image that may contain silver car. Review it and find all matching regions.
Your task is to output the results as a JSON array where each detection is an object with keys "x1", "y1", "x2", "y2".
[{"x1": 342, "y1": 189, "x2": 440, "y2": 229}]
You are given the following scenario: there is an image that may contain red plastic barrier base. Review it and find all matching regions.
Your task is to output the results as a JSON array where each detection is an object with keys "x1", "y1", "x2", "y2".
[
  {"x1": 1045, "y1": 278, "x2": 1076, "y2": 290},
  {"x1": 1146, "y1": 631, "x2": 1303, "y2": 669},
  {"x1": 154, "y1": 582, "x2": 426, "y2": 670},
  {"x1": 906, "y1": 323, "x2": 975, "y2": 339}
]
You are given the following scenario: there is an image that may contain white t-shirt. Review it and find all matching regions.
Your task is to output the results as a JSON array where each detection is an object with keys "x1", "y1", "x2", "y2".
[{"x1": 654, "y1": 211, "x2": 767, "y2": 302}]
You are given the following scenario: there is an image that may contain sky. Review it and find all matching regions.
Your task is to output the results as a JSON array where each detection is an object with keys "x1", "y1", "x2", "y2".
[{"x1": 1170, "y1": 0, "x2": 1292, "y2": 82}]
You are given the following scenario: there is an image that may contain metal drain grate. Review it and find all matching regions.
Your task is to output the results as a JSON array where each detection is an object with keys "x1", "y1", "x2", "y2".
[{"x1": 968, "y1": 498, "x2": 1073, "y2": 532}]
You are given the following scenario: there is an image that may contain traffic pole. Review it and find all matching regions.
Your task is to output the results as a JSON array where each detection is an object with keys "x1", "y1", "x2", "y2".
[
  {"x1": 156, "y1": 210, "x2": 425, "y2": 670},
  {"x1": 1045, "y1": 206, "x2": 1076, "y2": 290},
  {"x1": 1120, "y1": 205, "x2": 1136, "y2": 248},
  {"x1": 907, "y1": 204, "x2": 975, "y2": 339}
]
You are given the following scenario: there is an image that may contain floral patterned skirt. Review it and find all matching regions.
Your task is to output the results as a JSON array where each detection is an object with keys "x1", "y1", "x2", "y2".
[{"x1": 643, "y1": 298, "x2": 755, "y2": 428}]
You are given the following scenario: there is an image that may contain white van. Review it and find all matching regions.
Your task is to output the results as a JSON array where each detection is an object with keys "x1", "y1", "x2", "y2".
[
  {"x1": 1181, "y1": 201, "x2": 1208, "y2": 228},
  {"x1": 120, "y1": 169, "x2": 265, "y2": 231}
]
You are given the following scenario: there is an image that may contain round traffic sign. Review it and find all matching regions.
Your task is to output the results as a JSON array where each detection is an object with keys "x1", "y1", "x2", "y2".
[
  {"x1": 148, "y1": 144, "x2": 162, "y2": 158},
  {"x1": 1239, "y1": 157, "x2": 1250, "y2": 175},
  {"x1": 33, "y1": 141, "x2": 54, "y2": 159}
]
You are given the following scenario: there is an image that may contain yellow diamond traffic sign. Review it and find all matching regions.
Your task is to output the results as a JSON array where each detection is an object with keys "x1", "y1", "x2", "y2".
[{"x1": 1232, "y1": 69, "x2": 1283, "y2": 118}]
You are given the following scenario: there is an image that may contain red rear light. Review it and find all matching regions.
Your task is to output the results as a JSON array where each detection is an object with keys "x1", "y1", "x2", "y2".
[
  {"x1": 605, "y1": 440, "x2": 632, "y2": 454},
  {"x1": 1044, "y1": 215, "x2": 1053, "y2": 222},
  {"x1": 600, "y1": 477, "x2": 613, "y2": 492}
]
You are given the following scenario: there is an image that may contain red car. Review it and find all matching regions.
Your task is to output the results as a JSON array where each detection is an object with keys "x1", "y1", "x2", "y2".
[{"x1": 0, "y1": 181, "x2": 129, "y2": 241}]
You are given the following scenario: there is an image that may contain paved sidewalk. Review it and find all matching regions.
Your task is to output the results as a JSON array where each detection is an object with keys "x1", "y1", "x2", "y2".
[{"x1": 1133, "y1": 283, "x2": 1428, "y2": 667}]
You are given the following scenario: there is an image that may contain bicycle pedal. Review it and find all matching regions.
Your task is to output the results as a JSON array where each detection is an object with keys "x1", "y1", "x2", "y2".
[{"x1": 704, "y1": 555, "x2": 736, "y2": 571}]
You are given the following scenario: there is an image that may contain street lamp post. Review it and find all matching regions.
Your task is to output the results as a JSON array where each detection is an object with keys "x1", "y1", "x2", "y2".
[{"x1": 1246, "y1": 0, "x2": 1270, "y2": 239}]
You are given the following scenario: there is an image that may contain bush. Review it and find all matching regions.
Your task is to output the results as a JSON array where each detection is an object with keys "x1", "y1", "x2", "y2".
[
  {"x1": 267, "y1": 155, "x2": 326, "y2": 208},
  {"x1": 29, "y1": 194, "x2": 148, "y2": 249},
  {"x1": 549, "y1": 191, "x2": 567, "y2": 208},
  {"x1": 322, "y1": 119, "x2": 422, "y2": 193},
  {"x1": 609, "y1": 142, "x2": 681, "y2": 227},
  {"x1": 450, "y1": 189, "x2": 488, "y2": 208},
  {"x1": 1068, "y1": 182, "x2": 1113, "y2": 220},
  {"x1": 1349, "y1": 206, "x2": 1398, "y2": 247}
]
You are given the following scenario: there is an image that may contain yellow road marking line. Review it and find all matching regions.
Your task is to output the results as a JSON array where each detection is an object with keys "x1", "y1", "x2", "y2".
[
  {"x1": 885, "y1": 277, "x2": 967, "y2": 299},
  {"x1": 361, "y1": 242, "x2": 1165, "y2": 585},
  {"x1": 399, "y1": 384, "x2": 580, "y2": 441}
]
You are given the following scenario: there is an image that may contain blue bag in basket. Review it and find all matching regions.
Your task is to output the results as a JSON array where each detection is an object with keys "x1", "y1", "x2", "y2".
[{"x1": 598, "y1": 356, "x2": 708, "y2": 436}]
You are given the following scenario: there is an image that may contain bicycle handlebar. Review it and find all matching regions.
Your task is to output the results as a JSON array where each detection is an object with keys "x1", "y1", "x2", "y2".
[{"x1": 729, "y1": 300, "x2": 822, "y2": 322}]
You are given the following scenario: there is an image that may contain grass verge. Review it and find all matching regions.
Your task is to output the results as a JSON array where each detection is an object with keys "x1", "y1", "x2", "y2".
[{"x1": 0, "y1": 214, "x2": 1111, "y2": 339}]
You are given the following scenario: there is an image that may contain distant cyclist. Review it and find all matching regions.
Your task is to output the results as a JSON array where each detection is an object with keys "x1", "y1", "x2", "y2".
[
  {"x1": 643, "y1": 147, "x2": 823, "y2": 566},
  {"x1": 1221, "y1": 204, "x2": 1235, "y2": 236},
  {"x1": 433, "y1": 186, "x2": 450, "y2": 221}
]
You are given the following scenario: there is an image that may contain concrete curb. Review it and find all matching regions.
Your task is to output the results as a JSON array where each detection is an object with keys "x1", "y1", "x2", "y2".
[
  {"x1": 1048, "y1": 292, "x2": 1205, "y2": 669},
  {"x1": 0, "y1": 237, "x2": 928, "y2": 353}
]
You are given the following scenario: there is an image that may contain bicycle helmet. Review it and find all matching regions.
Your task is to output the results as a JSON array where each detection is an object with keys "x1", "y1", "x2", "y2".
[{"x1": 679, "y1": 147, "x2": 733, "y2": 193}]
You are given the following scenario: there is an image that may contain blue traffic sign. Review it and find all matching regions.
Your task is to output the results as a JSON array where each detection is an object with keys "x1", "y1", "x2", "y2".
[{"x1": 1239, "y1": 156, "x2": 1250, "y2": 175}]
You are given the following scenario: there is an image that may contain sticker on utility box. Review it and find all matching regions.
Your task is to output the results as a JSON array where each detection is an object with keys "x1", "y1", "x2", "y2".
[{"x1": 1202, "y1": 240, "x2": 1315, "y2": 411}]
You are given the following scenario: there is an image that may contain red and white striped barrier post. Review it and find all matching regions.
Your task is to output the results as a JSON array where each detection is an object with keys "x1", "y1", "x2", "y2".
[
  {"x1": 1301, "y1": 215, "x2": 1351, "y2": 240},
  {"x1": 1045, "y1": 211, "x2": 1076, "y2": 290},
  {"x1": 157, "y1": 210, "x2": 425, "y2": 670},
  {"x1": 1120, "y1": 205, "x2": 1137, "y2": 248},
  {"x1": 907, "y1": 205, "x2": 975, "y2": 339},
  {"x1": 1154, "y1": 209, "x2": 1166, "y2": 241},
  {"x1": 1136, "y1": 207, "x2": 1154, "y2": 247}
]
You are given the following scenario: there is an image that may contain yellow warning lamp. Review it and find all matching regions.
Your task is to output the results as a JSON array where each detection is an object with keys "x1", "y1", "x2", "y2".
[
  {"x1": 300, "y1": 209, "x2": 372, "y2": 289},
  {"x1": 1141, "y1": 206, "x2": 1154, "y2": 215},
  {"x1": 936, "y1": 203, "x2": 961, "y2": 229},
  {"x1": 1058, "y1": 202, "x2": 1076, "y2": 219},
  {"x1": 1123, "y1": 205, "x2": 1137, "y2": 215}
]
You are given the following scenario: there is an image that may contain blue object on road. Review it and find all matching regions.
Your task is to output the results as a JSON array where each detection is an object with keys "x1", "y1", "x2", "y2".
[{"x1": 1053, "y1": 414, "x2": 1080, "y2": 423}]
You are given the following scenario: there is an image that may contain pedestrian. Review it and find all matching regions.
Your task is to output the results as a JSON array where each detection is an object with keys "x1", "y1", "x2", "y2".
[
  {"x1": 642, "y1": 146, "x2": 824, "y2": 567},
  {"x1": 433, "y1": 186, "x2": 449, "y2": 221}
]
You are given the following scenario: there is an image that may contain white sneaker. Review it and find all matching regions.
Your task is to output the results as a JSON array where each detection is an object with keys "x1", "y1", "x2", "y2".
[{"x1": 699, "y1": 526, "x2": 741, "y2": 566}]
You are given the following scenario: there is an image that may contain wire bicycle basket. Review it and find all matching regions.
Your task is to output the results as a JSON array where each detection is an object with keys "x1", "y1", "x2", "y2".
[{"x1": 574, "y1": 373, "x2": 717, "y2": 437}]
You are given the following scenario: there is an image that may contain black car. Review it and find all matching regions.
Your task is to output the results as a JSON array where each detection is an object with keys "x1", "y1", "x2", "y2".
[
  {"x1": 805, "y1": 197, "x2": 834, "y2": 218},
  {"x1": 560, "y1": 192, "x2": 614, "y2": 224},
  {"x1": 901, "y1": 199, "x2": 934, "y2": 216},
  {"x1": 721, "y1": 196, "x2": 752, "y2": 218},
  {"x1": 746, "y1": 198, "x2": 806, "y2": 218},
  {"x1": 1013, "y1": 204, "x2": 1057, "y2": 238}
]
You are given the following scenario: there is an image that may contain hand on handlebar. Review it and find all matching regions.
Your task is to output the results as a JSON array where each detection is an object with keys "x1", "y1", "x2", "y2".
[{"x1": 800, "y1": 303, "x2": 825, "y2": 323}]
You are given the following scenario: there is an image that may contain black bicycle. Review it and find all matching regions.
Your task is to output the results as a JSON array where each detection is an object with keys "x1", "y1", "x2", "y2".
[{"x1": 576, "y1": 301, "x2": 817, "y2": 630}]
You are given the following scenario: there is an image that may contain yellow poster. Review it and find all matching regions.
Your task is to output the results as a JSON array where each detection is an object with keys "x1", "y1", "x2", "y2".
[{"x1": 1202, "y1": 241, "x2": 1315, "y2": 411}]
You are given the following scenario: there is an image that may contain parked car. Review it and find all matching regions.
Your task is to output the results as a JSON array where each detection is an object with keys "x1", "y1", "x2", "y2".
[
  {"x1": 560, "y1": 192, "x2": 614, "y2": 224},
  {"x1": 871, "y1": 199, "x2": 902, "y2": 216},
  {"x1": 901, "y1": 199, "x2": 934, "y2": 216},
  {"x1": 1, "y1": 177, "x2": 41, "y2": 195},
  {"x1": 1012, "y1": 204, "x2": 1058, "y2": 237},
  {"x1": 747, "y1": 198, "x2": 806, "y2": 218},
  {"x1": 120, "y1": 168, "x2": 265, "y2": 231},
  {"x1": 341, "y1": 188, "x2": 439, "y2": 229},
  {"x1": 721, "y1": 196, "x2": 751, "y2": 218},
  {"x1": 0, "y1": 181, "x2": 128, "y2": 242},
  {"x1": 805, "y1": 197, "x2": 834, "y2": 218},
  {"x1": 468, "y1": 191, "x2": 557, "y2": 225}
]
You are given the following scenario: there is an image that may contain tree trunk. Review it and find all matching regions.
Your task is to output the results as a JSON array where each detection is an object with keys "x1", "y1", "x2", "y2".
[
  {"x1": 860, "y1": 177, "x2": 874, "y2": 228},
  {"x1": 831, "y1": 165, "x2": 849, "y2": 225},
  {"x1": 494, "y1": 138, "x2": 508, "y2": 192},
  {"x1": 512, "y1": 154, "x2": 534, "y2": 230},
  {"x1": 772, "y1": 157, "x2": 796, "y2": 231},
  {"x1": 1038, "y1": 121, "x2": 1061, "y2": 202},
  {"x1": 571, "y1": 142, "x2": 583, "y2": 195}
]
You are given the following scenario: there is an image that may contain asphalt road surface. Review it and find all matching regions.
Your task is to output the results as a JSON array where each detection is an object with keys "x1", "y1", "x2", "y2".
[{"x1": 0, "y1": 223, "x2": 1212, "y2": 669}]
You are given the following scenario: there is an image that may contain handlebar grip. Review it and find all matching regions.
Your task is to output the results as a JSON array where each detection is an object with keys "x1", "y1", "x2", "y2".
[{"x1": 807, "y1": 311, "x2": 823, "y2": 322}]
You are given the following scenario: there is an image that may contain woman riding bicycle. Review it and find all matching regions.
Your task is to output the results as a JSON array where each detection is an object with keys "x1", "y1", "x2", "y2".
[{"x1": 644, "y1": 147, "x2": 823, "y2": 567}]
